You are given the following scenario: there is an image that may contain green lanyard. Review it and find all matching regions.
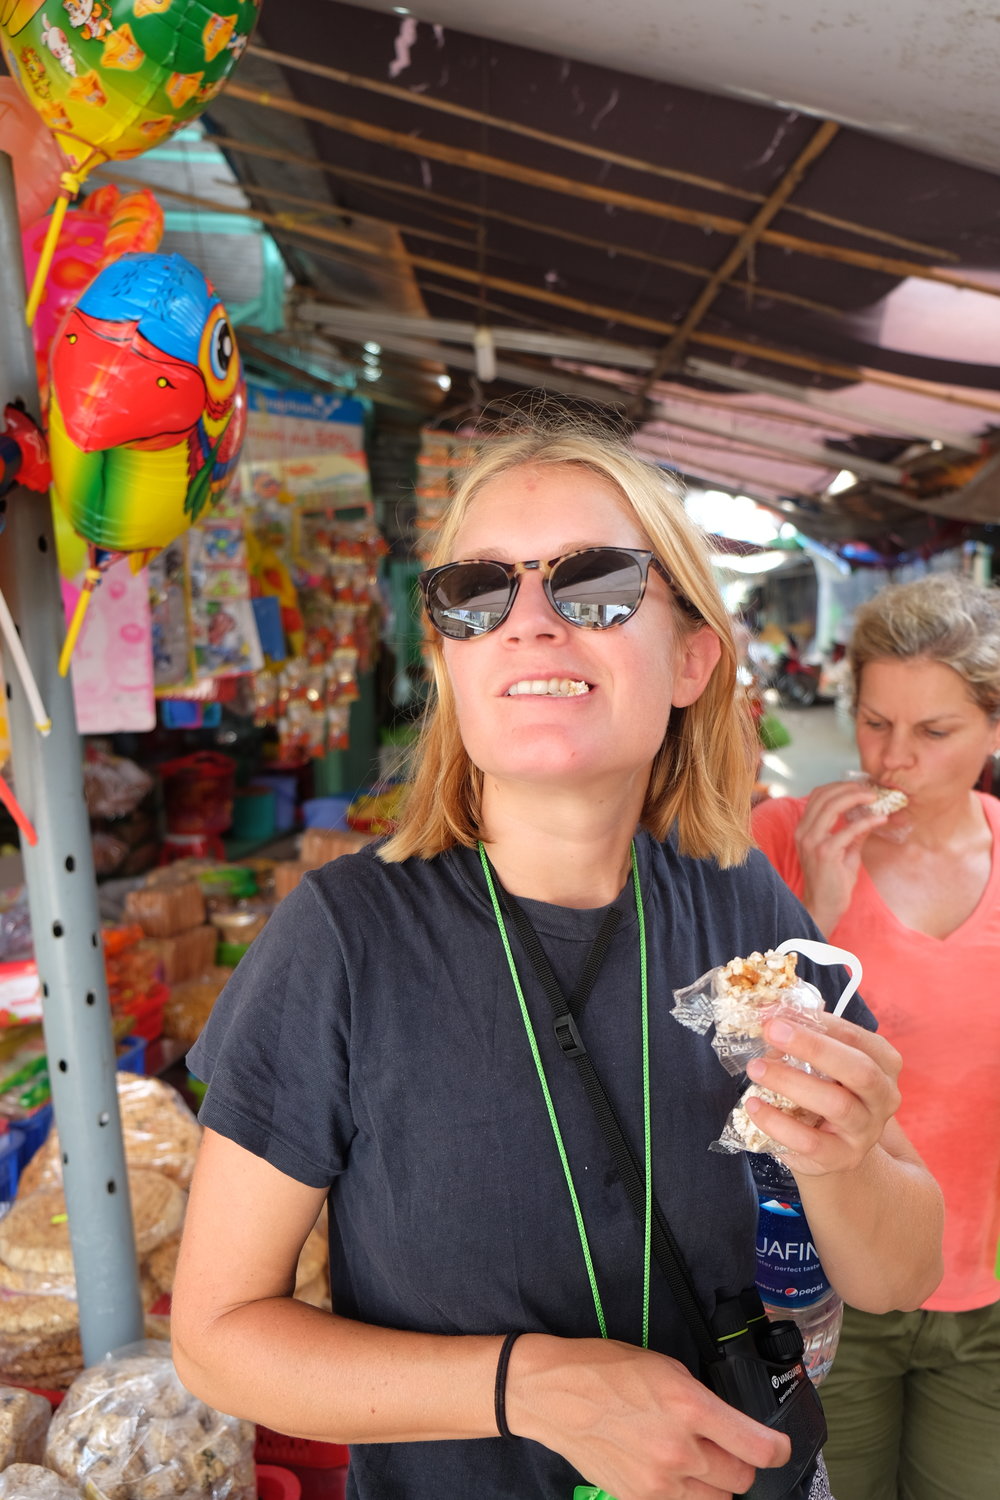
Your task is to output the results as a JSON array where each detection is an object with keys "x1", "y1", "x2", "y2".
[{"x1": 478, "y1": 840, "x2": 652, "y2": 1350}]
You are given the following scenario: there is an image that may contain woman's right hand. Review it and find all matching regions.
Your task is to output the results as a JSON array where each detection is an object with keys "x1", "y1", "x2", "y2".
[
  {"x1": 506, "y1": 1334, "x2": 791, "y2": 1500},
  {"x1": 794, "y1": 780, "x2": 888, "y2": 934}
]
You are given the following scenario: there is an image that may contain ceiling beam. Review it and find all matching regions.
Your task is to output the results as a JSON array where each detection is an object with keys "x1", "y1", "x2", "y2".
[
  {"x1": 648, "y1": 403, "x2": 904, "y2": 482},
  {"x1": 682, "y1": 357, "x2": 983, "y2": 453},
  {"x1": 638, "y1": 120, "x2": 840, "y2": 398},
  {"x1": 232, "y1": 167, "x2": 847, "y2": 320},
  {"x1": 396, "y1": 252, "x2": 1000, "y2": 413},
  {"x1": 246, "y1": 42, "x2": 958, "y2": 262},
  {"x1": 223, "y1": 83, "x2": 1000, "y2": 297}
]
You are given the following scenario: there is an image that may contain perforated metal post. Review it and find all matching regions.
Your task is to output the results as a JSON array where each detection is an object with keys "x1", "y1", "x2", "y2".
[{"x1": 0, "y1": 153, "x2": 143, "y2": 1359}]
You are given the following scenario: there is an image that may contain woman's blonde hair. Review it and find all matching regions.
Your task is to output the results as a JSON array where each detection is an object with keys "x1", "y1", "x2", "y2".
[
  {"x1": 849, "y1": 573, "x2": 1000, "y2": 719},
  {"x1": 380, "y1": 421, "x2": 756, "y2": 867}
]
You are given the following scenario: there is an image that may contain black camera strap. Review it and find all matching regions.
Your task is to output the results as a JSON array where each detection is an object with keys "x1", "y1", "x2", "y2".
[{"x1": 496, "y1": 880, "x2": 720, "y2": 1367}]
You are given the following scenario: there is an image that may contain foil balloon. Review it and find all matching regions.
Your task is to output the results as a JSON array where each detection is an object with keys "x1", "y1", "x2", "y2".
[
  {"x1": 22, "y1": 182, "x2": 163, "y2": 394},
  {"x1": 0, "y1": 75, "x2": 65, "y2": 227},
  {"x1": 48, "y1": 250, "x2": 246, "y2": 674},
  {"x1": 0, "y1": 0, "x2": 261, "y2": 321}
]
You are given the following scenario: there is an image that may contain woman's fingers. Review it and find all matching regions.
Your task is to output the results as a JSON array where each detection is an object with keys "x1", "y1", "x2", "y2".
[
  {"x1": 743, "y1": 1014, "x2": 902, "y2": 1170},
  {"x1": 513, "y1": 1338, "x2": 791, "y2": 1500}
]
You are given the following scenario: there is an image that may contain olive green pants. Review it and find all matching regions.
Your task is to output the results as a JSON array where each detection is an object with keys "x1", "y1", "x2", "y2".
[{"x1": 820, "y1": 1301, "x2": 1000, "y2": 1500}]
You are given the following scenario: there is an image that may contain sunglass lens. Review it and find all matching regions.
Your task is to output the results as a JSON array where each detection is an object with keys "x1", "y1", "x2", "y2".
[
  {"x1": 550, "y1": 549, "x2": 644, "y2": 628},
  {"x1": 428, "y1": 561, "x2": 513, "y2": 639}
]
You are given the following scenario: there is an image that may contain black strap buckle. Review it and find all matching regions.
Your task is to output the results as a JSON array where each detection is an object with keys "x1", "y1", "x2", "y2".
[{"x1": 554, "y1": 1013, "x2": 586, "y2": 1057}]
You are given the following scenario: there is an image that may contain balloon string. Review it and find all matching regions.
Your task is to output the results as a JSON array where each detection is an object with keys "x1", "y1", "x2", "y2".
[
  {"x1": 25, "y1": 169, "x2": 82, "y2": 328},
  {"x1": 58, "y1": 566, "x2": 101, "y2": 678},
  {"x1": 0, "y1": 772, "x2": 37, "y2": 848},
  {"x1": 0, "y1": 586, "x2": 50, "y2": 735}
]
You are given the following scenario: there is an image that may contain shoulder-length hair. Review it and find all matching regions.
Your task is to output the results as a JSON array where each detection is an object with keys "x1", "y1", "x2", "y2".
[
  {"x1": 848, "y1": 572, "x2": 1000, "y2": 720},
  {"x1": 380, "y1": 423, "x2": 756, "y2": 867}
]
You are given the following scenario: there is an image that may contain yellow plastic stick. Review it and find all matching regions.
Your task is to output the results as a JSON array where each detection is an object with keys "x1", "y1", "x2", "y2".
[
  {"x1": 25, "y1": 191, "x2": 71, "y2": 328},
  {"x1": 58, "y1": 566, "x2": 102, "y2": 677}
]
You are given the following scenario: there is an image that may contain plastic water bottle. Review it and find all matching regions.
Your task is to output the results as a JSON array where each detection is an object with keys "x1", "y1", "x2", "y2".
[{"x1": 750, "y1": 1153, "x2": 844, "y2": 1384}]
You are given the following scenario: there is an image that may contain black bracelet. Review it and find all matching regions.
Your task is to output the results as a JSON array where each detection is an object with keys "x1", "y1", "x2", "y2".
[{"x1": 494, "y1": 1331, "x2": 522, "y2": 1439}]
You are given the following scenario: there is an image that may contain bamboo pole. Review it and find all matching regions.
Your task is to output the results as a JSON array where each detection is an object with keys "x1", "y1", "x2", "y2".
[
  {"x1": 111, "y1": 167, "x2": 1000, "y2": 417},
  {"x1": 246, "y1": 42, "x2": 958, "y2": 261},
  {"x1": 222, "y1": 83, "x2": 999, "y2": 298},
  {"x1": 682, "y1": 356, "x2": 982, "y2": 453},
  {"x1": 230, "y1": 171, "x2": 848, "y2": 320},
  {"x1": 650, "y1": 401, "x2": 903, "y2": 481},
  {"x1": 641, "y1": 121, "x2": 840, "y2": 392},
  {"x1": 229, "y1": 177, "x2": 477, "y2": 233},
  {"x1": 399, "y1": 252, "x2": 1000, "y2": 413}
]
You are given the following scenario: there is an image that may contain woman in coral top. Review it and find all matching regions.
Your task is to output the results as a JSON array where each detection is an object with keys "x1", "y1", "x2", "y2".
[{"x1": 752, "y1": 572, "x2": 1000, "y2": 1500}]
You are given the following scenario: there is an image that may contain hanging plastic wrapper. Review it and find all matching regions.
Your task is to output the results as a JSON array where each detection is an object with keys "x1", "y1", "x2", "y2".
[{"x1": 672, "y1": 938, "x2": 863, "y2": 1156}]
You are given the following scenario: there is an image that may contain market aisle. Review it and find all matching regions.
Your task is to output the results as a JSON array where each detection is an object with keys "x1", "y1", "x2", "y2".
[{"x1": 760, "y1": 701, "x2": 858, "y2": 801}]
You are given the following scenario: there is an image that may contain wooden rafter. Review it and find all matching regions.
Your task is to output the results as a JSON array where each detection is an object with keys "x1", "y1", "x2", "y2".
[
  {"x1": 107, "y1": 167, "x2": 1000, "y2": 418},
  {"x1": 231, "y1": 171, "x2": 849, "y2": 321},
  {"x1": 638, "y1": 121, "x2": 840, "y2": 398},
  {"x1": 247, "y1": 42, "x2": 957, "y2": 261},
  {"x1": 398, "y1": 253, "x2": 1000, "y2": 413},
  {"x1": 223, "y1": 82, "x2": 1000, "y2": 298}
]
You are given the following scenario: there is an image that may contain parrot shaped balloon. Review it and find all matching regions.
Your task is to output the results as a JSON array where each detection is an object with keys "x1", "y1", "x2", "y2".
[
  {"x1": 0, "y1": 0, "x2": 261, "y2": 322},
  {"x1": 23, "y1": 182, "x2": 164, "y2": 396},
  {"x1": 48, "y1": 250, "x2": 246, "y2": 674}
]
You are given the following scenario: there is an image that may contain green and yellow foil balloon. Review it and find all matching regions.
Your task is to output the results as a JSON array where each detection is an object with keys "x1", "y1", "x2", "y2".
[{"x1": 0, "y1": 0, "x2": 261, "y2": 320}]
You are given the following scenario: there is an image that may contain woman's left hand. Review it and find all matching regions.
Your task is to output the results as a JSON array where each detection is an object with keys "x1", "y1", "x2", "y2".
[{"x1": 743, "y1": 1012, "x2": 902, "y2": 1177}]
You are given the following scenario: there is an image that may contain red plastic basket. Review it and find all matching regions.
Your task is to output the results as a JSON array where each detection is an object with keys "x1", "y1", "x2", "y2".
[
  {"x1": 255, "y1": 1430, "x2": 349, "y2": 1470},
  {"x1": 160, "y1": 751, "x2": 237, "y2": 835},
  {"x1": 257, "y1": 1464, "x2": 302, "y2": 1500}
]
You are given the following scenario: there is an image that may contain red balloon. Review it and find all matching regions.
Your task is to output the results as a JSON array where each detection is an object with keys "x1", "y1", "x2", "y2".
[{"x1": 0, "y1": 76, "x2": 65, "y2": 228}]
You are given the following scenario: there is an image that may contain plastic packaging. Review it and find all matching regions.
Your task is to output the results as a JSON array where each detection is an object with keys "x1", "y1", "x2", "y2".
[
  {"x1": 17, "y1": 1074, "x2": 201, "y2": 1197},
  {"x1": 162, "y1": 971, "x2": 231, "y2": 1047},
  {"x1": 673, "y1": 939, "x2": 863, "y2": 1157},
  {"x1": 0, "y1": 1463, "x2": 80, "y2": 1498},
  {"x1": 124, "y1": 883, "x2": 206, "y2": 940},
  {"x1": 751, "y1": 1153, "x2": 844, "y2": 1385},
  {"x1": 44, "y1": 1342, "x2": 256, "y2": 1500},
  {"x1": 672, "y1": 948, "x2": 826, "y2": 1077},
  {"x1": 0, "y1": 1384, "x2": 52, "y2": 1467},
  {"x1": 843, "y1": 770, "x2": 912, "y2": 843}
]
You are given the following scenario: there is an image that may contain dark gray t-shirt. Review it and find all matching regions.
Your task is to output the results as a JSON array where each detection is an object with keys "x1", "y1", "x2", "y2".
[{"x1": 189, "y1": 831, "x2": 874, "y2": 1500}]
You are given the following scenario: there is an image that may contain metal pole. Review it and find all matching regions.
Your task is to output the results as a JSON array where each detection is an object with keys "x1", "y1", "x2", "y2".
[{"x1": 0, "y1": 153, "x2": 143, "y2": 1359}]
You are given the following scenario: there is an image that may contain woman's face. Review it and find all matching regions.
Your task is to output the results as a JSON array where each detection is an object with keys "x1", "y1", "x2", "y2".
[
  {"x1": 440, "y1": 462, "x2": 720, "y2": 798},
  {"x1": 855, "y1": 656, "x2": 1000, "y2": 811}
]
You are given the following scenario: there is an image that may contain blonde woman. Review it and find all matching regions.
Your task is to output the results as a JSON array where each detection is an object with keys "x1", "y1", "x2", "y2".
[
  {"x1": 174, "y1": 421, "x2": 942, "y2": 1500},
  {"x1": 752, "y1": 573, "x2": 1000, "y2": 1500}
]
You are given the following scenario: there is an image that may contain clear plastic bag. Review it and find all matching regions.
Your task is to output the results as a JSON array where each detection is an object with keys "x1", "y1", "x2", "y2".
[
  {"x1": 44, "y1": 1342, "x2": 256, "y2": 1500},
  {"x1": 0, "y1": 1464, "x2": 80, "y2": 1499},
  {"x1": 18, "y1": 1075, "x2": 201, "y2": 1198},
  {"x1": 672, "y1": 948, "x2": 826, "y2": 1076},
  {"x1": 0, "y1": 1385, "x2": 53, "y2": 1467},
  {"x1": 842, "y1": 770, "x2": 912, "y2": 843},
  {"x1": 673, "y1": 939, "x2": 864, "y2": 1157}
]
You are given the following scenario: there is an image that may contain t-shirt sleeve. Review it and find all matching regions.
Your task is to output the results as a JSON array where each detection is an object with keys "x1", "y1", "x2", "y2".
[
  {"x1": 188, "y1": 874, "x2": 354, "y2": 1188},
  {"x1": 751, "y1": 796, "x2": 806, "y2": 899}
]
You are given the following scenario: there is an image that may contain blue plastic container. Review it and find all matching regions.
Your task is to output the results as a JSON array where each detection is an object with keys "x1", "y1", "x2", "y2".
[
  {"x1": 252, "y1": 774, "x2": 299, "y2": 833},
  {"x1": 17, "y1": 1103, "x2": 52, "y2": 1168},
  {"x1": 116, "y1": 1034, "x2": 148, "y2": 1076},
  {"x1": 302, "y1": 796, "x2": 353, "y2": 831},
  {"x1": 0, "y1": 1128, "x2": 24, "y2": 1209}
]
